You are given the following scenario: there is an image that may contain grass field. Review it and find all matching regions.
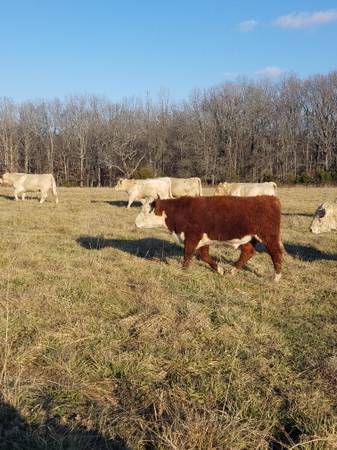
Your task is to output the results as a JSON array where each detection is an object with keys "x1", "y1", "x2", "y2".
[{"x1": 0, "y1": 186, "x2": 337, "y2": 450}]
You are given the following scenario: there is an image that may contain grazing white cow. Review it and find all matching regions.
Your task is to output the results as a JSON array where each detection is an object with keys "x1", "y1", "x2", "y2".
[
  {"x1": 0, "y1": 172, "x2": 58, "y2": 203},
  {"x1": 310, "y1": 202, "x2": 337, "y2": 234},
  {"x1": 215, "y1": 181, "x2": 277, "y2": 196},
  {"x1": 170, "y1": 177, "x2": 202, "y2": 197},
  {"x1": 114, "y1": 177, "x2": 172, "y2": 208}
]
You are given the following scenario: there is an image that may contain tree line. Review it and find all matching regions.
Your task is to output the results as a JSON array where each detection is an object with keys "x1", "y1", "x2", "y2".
[{"x1": 1, "y1": 71, "x2": 337, "y2": 186}]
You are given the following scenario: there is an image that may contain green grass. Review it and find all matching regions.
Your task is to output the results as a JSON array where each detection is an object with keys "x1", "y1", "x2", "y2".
[{"x1": 1, "y1": 186, "x2": 337, "y2": 449}]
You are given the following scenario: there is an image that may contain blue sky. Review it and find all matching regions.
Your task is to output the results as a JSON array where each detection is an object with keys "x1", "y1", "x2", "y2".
[{"x1": 1, "y1": 0, "x2": 337, "y2": 102}]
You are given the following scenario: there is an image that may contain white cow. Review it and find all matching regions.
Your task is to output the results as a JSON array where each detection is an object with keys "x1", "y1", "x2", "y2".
[
  {"x1": 310, "y1": 201, "x2": 337, "y2": 234},
  {"x1": 0, "y1": 172, "x2": 58, "y2": 203},
  {"x1": 215, "y1": 181, "x2": 277, "y2": 196},
  {"x1": 170, "y1": 177, "x2": 202, "y2": 197},
  {"x1": 114, "y1": 177, "x2": 172, "y2": 208}
]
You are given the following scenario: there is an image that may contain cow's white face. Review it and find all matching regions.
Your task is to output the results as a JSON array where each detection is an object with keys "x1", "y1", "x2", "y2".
[
  {"x1": 135, "y1": 202, "x2": 167, "y2": 229},
  {"x1": 0, "y1": 173, "x2": 13, "y2": 187},
  {"x1": 310, "y1": 202, "x2": 337, "y2": 234}
]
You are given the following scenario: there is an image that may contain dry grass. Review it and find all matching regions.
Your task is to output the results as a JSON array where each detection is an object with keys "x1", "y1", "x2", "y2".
[{"x1": 0, "y1": 186, "x2": 337, "y2": 449}]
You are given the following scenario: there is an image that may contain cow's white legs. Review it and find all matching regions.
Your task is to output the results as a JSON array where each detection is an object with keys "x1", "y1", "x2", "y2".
[
  {"x1": 127, "y1": 196, "x2": 135, "y2": 208},
  {"x1": 14, "y1": 189, "x2": 23, "y2": 201},
  {"x1": 265, "y1": 240, "x2": 282, "y2": 283},
  {"x1": 274, "y1": 273, "x2": 282, "y2": 282},
  {"x1": 40, "y1": 191, "x2": 48, "y2": 204},
  {"x1": 217, "y1": 265, "x2": 224, "y2": 275},
  {"x1": 230, "y1": 267, "x2": 238, "y2": 276},
  {"x1": 21, "y1": 193, "x2": 26, "y2": 200}
]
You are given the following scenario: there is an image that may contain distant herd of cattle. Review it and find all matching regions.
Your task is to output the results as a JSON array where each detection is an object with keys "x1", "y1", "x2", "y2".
[{"x1": 0, "y1": 172, "x2": 336, "y2": 281}]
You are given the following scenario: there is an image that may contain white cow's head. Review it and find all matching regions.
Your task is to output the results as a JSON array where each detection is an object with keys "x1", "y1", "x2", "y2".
[
  {"x1": 0, "y1": 173, "x2": 13, "y2": 187},
  {"x1": 310, "y1": 202, "x2": 337, "y2": 234},
  {"x1": 135, "y1": 199, "x2": 167, "y2": 229}
]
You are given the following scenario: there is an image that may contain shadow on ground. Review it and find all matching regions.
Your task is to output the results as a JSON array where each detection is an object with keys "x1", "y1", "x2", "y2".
[
  {"x1": 77, "y1": 235, "x2": 182, "y2": 260},
  {"x1": 282, "y1": 212, "x2": 313, "y2": 217},
  {"x1": 284, "y1": 242, "x2": 337, "y2": 262},
  {"x1": 0, "y1": 397, "x2": 130, "y2": 450},
  {"x1": 77, "y1": 235, "x2": 265, "y2": 275},
  {"x1": 0, "y1": 194, "x2": 15, "y2": 201},
  {"x1": 0, "y1": 194, "x2": 42, "y2": 202},
  {"x1": 90, "y1": 200, "x2": 142, "y2": 208}
]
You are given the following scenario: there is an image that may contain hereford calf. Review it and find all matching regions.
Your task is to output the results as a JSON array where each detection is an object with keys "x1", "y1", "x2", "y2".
[{"x1": 135, "y1": 196, "x2": 283, "y2": 281}]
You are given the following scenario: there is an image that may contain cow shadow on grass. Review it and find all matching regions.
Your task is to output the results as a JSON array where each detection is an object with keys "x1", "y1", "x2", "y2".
[
  {"x1": 0, "y1": 194, "x2": 42, "y2": 202},
  {"x1": 282, "y1": 212, "x2": 313, "y2": 217},
  {"x1": 284, "y1": 242, "x2": 337, "y2": 262},
  {"x1": 77, "y1": 235, "x2": 182, "y2": 261},
  {"x1": 90, "y1": 200, "x2": 142, "y2": 208},
  {"x1": 0, "y1": 194, "x2": 15, "y2": 201},
  {"x1": 77, "y1": 235, "x2": 262, "y2": 274},
  {"x1": 0, "y1": 397, "x2": 130, "y2": 450}
]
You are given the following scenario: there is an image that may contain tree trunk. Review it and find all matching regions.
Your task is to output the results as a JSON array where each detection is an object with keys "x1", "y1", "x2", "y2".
[{"x1": 97, "y1": 167, "x2": 101, "y2": 187}]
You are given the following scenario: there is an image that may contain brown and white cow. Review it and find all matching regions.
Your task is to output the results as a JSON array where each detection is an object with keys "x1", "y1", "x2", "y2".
[{"x1": 135, "y1": 195, "x2": 283, "y2": 281}]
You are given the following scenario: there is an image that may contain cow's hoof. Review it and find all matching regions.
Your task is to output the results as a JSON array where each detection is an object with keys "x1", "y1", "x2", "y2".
[
  {"x1": 274, "y1": 273, "x2": 281, "y2": 283},
  {"x1": 230, "y1": 267, "x2": 239, "y2": 276},
  {"x1": 217, "y1": 265, "x2": 224, "y2": 275}
]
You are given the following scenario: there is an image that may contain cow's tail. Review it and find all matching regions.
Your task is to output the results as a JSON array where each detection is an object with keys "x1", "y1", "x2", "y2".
[
  {"x1": 168, "y1": 178, "x2": 173, "y2": 198},
  {"x1": 51, "y1": 175, "x2": 59, "y2": 204},
  {"x1": 197, "y1": 178, "x2": 203, "y2": 196}
]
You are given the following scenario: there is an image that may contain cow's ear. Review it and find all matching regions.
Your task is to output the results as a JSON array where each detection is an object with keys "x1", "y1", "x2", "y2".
[{"x1": 157, "y1": 194, "x2": 161, "y2": 200}]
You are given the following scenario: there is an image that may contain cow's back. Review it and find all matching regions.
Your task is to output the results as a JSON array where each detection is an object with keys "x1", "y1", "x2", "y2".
[
  {"x1": 138, "y1": 178, "x2": 171, "y2": 198},
  {"x1": 170, "y1": 177, "x2": 201, "y2": 196},
  {"x1": 20, "y1": 174, "x2": 53, "y2": 189},
  {"x1": 217, "y1": 182, "x2": 276, "y2": 197}
]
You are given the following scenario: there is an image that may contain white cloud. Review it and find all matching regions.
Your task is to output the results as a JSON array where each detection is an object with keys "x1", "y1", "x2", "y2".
[
  {"x1": 274, "y1": 9, "x2": 337, "y2": 29},
  {"x1": 256, "y1": 66, "x2": 287, "y2": 78},
  {"x1": 239, "y1": 19, "x2": 258, "y2": 32},
  {"x1": 223, "y1": 71, "x2": 237, "y2": 78}
]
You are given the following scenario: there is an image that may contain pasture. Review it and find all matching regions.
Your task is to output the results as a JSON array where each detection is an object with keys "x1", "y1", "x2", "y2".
[{"x1": 0, "y1": 186, "x2": 337, "y2": 449}]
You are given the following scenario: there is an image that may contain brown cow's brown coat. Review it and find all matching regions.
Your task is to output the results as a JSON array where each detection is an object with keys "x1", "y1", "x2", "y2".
[{"x1": 150, "y1": 195, "x2": 283, "y2": 279}]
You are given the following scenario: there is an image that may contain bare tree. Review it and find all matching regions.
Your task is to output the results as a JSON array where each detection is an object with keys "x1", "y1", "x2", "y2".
[{"x1": 0, "y1": 98, "x2": 19, "y2": 172}]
